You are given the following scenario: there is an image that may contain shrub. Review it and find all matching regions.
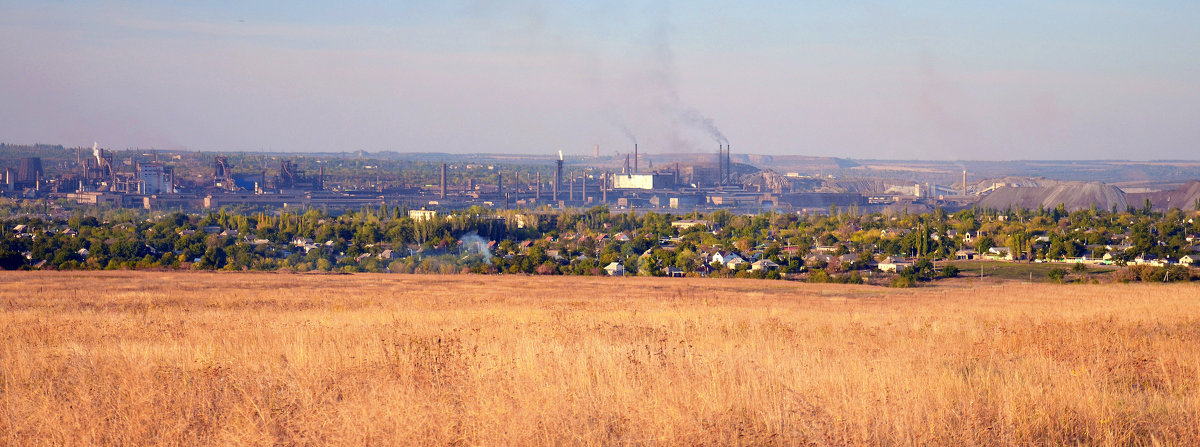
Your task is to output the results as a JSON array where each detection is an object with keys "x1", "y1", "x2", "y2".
[
  {"x1": 807, "y1": 270, "x2": 832, "y2": 283},
  {"x1": 890, "y1": 276, "x2": 917, "y2": 288},
  {"x1": 940, "y1": 265, "x2": 960, "y2": 278},
  {"x1": 1047, "y1": 268, "x2": 1067, "y2": 283},
  {"x1": 844, "y1": 272, "x2": 864, "y2": 284}
]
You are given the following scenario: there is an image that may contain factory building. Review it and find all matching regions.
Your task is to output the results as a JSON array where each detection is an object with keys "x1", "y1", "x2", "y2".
[
  {"x1": 612, "y1": 173, "x2": 674, "y2": 190},
  {"x1": 137, "y1": 162, "x2": 174, "y2": 194}
]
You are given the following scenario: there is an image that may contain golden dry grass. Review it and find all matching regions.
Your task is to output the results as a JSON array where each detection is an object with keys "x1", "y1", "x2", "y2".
[{"x1": 1, "y1": 272, "x2": 1198, "y2": 445}]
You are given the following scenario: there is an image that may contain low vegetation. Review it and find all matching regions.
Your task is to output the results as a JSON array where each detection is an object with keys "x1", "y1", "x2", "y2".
[{"x1": 2, "y1": 272, "x2": 1199, "y2": 445}]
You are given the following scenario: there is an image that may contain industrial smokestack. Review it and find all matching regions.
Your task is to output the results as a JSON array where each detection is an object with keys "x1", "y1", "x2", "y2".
[
  {"x1": 498, "y1": 171, "x2": 503, "y2": 198},
  {"x1": 594, "y1": 144, "x2": 599, "y2": 158},
  {"x1": 600, "y1": 171, "x2": 609, "y2": 203},
  {"x1": 634, "y1": 144, "x2": 638, "y2": 173},
  {"x1": 720, "y1": 144, "x2": 729, "y2": 183},
  {"x1": 554, "y1": 159, "x2": 562, "y2": 203},
  {"x1": 718, "y1": 144, "x2": 724, "y2": 186},
  {"x1": 624, "y1": 154, "x2": 630, "y2": 175},
  {"x1": 440, "y1": 162, "x2": 447, "y2": 199},
  {"x1": 962, "y1": 170, "x2": 967, "y2": 196},
  {"x1": 569, "y1": 177, "x2": 575, "y2": 202},
  {"x1": 536, "y1": 172, "x2": 541, "y2": 200},
  {"x1": 582, "y1": 175, "x2": 587, "y2": 203},
  {"x1": 601, "y1": 171, "x2": 608, "y2": 203}
]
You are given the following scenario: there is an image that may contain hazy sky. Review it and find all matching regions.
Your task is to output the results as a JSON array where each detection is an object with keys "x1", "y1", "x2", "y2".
[{"x1": 1, "y1": 1, "x2": 1197, "y2": 160}]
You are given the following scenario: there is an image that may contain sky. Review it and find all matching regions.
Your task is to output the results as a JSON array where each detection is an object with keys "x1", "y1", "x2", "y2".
[{"x1": 1, "y1": 1, "x2": 1197, "y2": 160}]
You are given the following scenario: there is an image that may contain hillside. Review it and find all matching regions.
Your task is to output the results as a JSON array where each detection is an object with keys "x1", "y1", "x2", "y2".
[
  {"x1": 3, "y1": 271, "x2": 1200, "y2": 445},
  {"x1": 978, "y1": 181, "x2": 1127, "y2": 211},
  {"x1": 1126, "y1": 180, "x2": 1200, "y2": 211}
]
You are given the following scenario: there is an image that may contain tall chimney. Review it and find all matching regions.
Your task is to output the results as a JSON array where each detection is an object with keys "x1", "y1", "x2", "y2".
[
  {"x1": 962, "y1": 170, "x2": 967, "y2": 196},
  {"x1": 674, "y1": 162, "x2": 679, "y2": 186},
  {"x1": 717, "y1": 144, "x2": 725, "y2": 186},
  {"x1": 594, "y1": 144, "x2": 599, "y2": 158},
  {"x1": 569, "y1": 176, "x2": 575, "y2": 202},
  {"x1": 497, "y1": 171, "x2": 503, "y2": 198},
  {"x1": 536, "y1": 171, "x2": 541, "y2": 200},
  {"x1": 440, "y1": 162, "x2": 447, "y2": 199},
  {"x1": 633, "y1": 144, "x2": 638, "y2": 173},
  {"x1": 624, "y1": 154, "x2": 630, "y2": 175},
  {"x1": 582, "y1": 175, "x2": 587, "y2": 203},
  {"x1": 554, "y1": 159, "x2": 562, "y2": 203},
  {"x1": 601, "y1": 172, "x2": 608, "y2": 203},
  {"x1": 726, "y1": 145, "x2": 732, "y2": 183}
]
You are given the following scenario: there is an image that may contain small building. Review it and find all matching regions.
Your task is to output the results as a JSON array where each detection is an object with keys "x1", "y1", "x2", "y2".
[
  {"x1": 711, "y1": 251, "x2": 744, "y2": 267},
  {"x1": 750, "y1": 259, "x2": 780, "y2": 272},
  {"x1": 954, "y1": 249, "x2": 977, "y2": 260},
  {"x1": 986, "y1": 247, "x2": 1014, "y2": 261},
  {"x1": 725, "y1": 257, "x2": 748, "y2": 269},
  {"x1": 662, "y1": 266, "x2": 685, "y2": 277},
  {"x1": 670, "y1": 219, "x2": 712, "y2": 231},
  {"x1": 877, "y1": 256, "x2": 912, "y2": 273},
  {"x1": 1134, "y1": 254, "x2": 1165, "y2": 266},
  {"x1": 603, "y1": 262, "x2": 625, "y2": 276}
]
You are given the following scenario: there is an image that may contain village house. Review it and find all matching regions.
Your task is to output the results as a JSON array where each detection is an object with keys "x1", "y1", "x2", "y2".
[
  {"x1": 750, "y1": 259, "x2": 780, "y2": 272},
  {"x1": 603, "y1": 262, "x2": 625, "y2": 276},
  {"x1": 711, "y1": 251, "x2": 744, "y2": 267},
  {"x1": 986, "y1": 247, "x2": 1015, "y2": 261},
  {"x1": 877, "y1": 256, "x2": 911, "y2": 273},
  {"x1": 1133, "y1": 254, "x2": 1166, "y2": 266}
]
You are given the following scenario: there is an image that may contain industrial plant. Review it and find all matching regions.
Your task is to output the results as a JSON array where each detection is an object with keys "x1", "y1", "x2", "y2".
[{"x1": 7, "y1": 141, "x2": 1199, "y2": 216}]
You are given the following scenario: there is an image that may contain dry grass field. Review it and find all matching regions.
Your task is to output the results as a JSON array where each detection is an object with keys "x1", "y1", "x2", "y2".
[{"x1": 1, "y1": 272, "x2": 1198, "y2": 445}]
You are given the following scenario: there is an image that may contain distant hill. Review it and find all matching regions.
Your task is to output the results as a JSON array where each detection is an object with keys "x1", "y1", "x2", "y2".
[
  {"x1": 979, "y1": 181, "x2": 1127, "y2": 211},
  {"x1": 1126, "y1": 180, "x2": 1200, "y2": 211}
]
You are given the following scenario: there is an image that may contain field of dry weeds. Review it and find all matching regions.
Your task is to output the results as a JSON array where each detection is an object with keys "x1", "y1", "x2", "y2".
[{"x1": 1, "y1": 272, "x2": 1198, "y2": 445}]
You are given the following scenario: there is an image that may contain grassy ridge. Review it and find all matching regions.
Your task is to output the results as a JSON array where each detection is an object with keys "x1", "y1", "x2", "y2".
[
  {"x1": 1, "y1": 272, "x2": 1198, "y2": 445},
  {"x1": 945, "y1": 259, "x2": 1117, "y2": 283}
]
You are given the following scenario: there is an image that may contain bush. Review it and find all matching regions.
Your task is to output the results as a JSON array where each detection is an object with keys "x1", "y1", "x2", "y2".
[
  {"x1": 807, "y1": 270, "x2": 832, "y2": 283},
  {"x1": 1047, "y1": 267, "x2": 1067, "y2": 283},
  {"x1": 843, "y1": 272, "x2": 863, "y2": 284},
  {"x1": 1071, "y1": 262, "x2": 1088, "y2": 273},
  {"x1": 940, "y1": 265, "x2": 960, "y2": 278},
  {"x1": 890, "y1": 276, "x2": 917, "y2": 288}
]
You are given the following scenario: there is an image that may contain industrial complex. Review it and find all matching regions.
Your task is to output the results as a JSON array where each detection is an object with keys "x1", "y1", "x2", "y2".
[{"x1": 1, "y1": 143, "x2": 988, "y2": 215}]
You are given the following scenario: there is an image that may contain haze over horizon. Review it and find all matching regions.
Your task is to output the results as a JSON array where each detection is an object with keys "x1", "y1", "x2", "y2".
[{"x1": 1, "y1": 1, "x2": 1196, "y2": 161}]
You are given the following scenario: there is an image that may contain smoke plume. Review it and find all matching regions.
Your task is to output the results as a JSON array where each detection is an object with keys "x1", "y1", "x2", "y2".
[
  {"x1": 611, "y1": 120, "x2": 638, "y2": 145},
  {"x1": 459, "y1": 231, "x2": 493, "y2": 264},
  {"x1": 680, "y1": 108, "x2": 728, "y2": 145},
  {"x1": 644, "y1": 6, "x2": 730, "y2": 150}
]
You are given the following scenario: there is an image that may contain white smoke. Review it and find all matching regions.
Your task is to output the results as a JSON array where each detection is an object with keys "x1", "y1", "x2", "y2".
[
  {"x1": 92, "y1": 141, "x2": 101, "y2": 163},
  {"x1": 459, "y1": 232, "x2": 493, "y2": 264}
]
